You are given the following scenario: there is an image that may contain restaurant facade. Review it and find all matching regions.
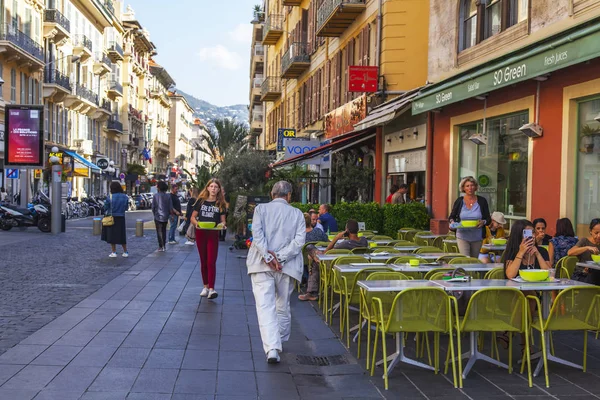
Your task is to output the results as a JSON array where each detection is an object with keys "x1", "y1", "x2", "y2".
[{"x1": 414, "y1": 3, "x2": 600, "y2": 237}]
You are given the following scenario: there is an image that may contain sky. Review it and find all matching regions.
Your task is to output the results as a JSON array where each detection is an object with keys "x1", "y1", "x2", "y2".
[{"x1": 124, "y1": 0, "x2": 257, "y2": 107}]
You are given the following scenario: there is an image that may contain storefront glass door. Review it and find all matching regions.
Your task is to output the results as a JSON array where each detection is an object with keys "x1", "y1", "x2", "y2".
[
  {"x1": 459, "y1": 111, "x2": 529, "y2": 217},
  {"x1": 576, "y1": 99, "x2": 600, "y2": 237}
]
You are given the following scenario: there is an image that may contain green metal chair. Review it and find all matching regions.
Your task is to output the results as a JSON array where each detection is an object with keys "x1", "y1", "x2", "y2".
[
  {"x1": 371, "y1": 287, "x2": 461, "y2": 389},
  {"x1": 315, "y1": 241, "x2": 330, "y2": 247},
  {"x1": 527, "y1": 286, "x2": 600, "y2": 387},
  {"x1": 397, "y1": 228, "x2": 416, "y2": 240},
  {"x1": 404, "y1": 230, "x2": 420, "y2": 243},
  {"x1": 556, "y1": 256, "x2": 578, "y2": 279},
  {"x1": 436, "y1": 254, "x2": 467, "y2": 264},
  {"x1": 372, "y1": 246, "x2": 402, "y2": 253},
  {"x1": 484, "y1": 267, "x2": 505, "y2": 279},
  {"x1": 415, "y1": 246, "x2": 443, "y2": 254},
  {"x1": 350, "y1": 247, "x2": 370, "y2": 254},
  {"x1": 326, "y1": 248, "x2": 352, "y2": 255},
  {"x1": 328, "y1": 256, "x2": 370, "y2": 325},
  {"x1": 424, "y1": 268, "x2": 455, "y2": 280},
  {"x1": 388, "y1": 240, "x2": 414, "y2": 246},
  {"x1": 448, "y1": 257, "x2": 482, "y2": 265}
]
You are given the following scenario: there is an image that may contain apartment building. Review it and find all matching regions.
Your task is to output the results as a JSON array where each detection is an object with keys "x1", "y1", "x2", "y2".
[
  {"x1": 148, "y1": 59, "x2": 174, "y2": 178},
  {"x1": 248, "y1": 18, "x2": 264, "y2": 149},
  {"x1": 168, "y1": 91, "x2": 195, "y2": 181},
  {"x1": 255, "y1": 0, "x2": 429, "y2": 202},
  {"x1": 415, "y1": 0, "x2": 600, "y2": 236},
  {"x1": 120, "y1": 6, "x2": 154, "y2": 177}
]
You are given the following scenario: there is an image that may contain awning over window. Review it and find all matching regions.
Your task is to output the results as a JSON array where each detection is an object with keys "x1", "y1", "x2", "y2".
[
  {"x1": 354, "y1": 90, "x2": 421, "y2": 131},
  {"x1": 412, "y1": 20, "x2": 600, "y2": 114},
  {"x1": 272, "y1": 129, "x2": 375, "y2": 168},
  {"x1": 65, "y1": 150, "x2": 101, "y2": 174}
]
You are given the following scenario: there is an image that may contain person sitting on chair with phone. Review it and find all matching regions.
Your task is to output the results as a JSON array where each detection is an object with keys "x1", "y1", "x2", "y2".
[
  {"x1": 503, "y1": 219, "x2": 552, "y2": 279},
  {"x1": 323, "y1": 219, "x2": 368, "y2": 252}
]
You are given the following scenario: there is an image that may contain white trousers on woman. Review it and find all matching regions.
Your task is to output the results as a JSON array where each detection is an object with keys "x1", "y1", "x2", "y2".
[
  {"x1": 457, "y1": 238, "x2": 483, "y2": 258},
  {"x1": 251, "y1": 271, "x2": 295, "y2": 354}
]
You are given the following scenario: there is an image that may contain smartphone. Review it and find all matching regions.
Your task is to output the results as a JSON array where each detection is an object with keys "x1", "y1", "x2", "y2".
[{"x1": 523, "y1": 229, "x2": 533, "y2": 240}]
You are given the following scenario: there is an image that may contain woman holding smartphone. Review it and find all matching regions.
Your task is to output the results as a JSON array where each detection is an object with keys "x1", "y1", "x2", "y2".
[{"x1": 503, "y1": 219, "x2": 551, "y2": 279}]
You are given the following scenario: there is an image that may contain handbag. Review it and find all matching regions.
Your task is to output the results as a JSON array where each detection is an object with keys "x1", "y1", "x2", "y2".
[
  {"x1": 177, "y1": 219, "x2": 186, "y2": 233},
  {"x1": 186, "y1": 222, "x2": 196, "y2": 240},
  {"x1": 102, "y1": 195, "x2": 114, "y2": 226}
]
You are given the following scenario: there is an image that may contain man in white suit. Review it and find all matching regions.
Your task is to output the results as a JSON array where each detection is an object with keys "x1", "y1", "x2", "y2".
[{"x1": 246, "y1": 181, "x2": 305, "y2": 363}]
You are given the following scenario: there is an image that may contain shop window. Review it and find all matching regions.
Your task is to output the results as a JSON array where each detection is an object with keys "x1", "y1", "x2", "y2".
[
  {"x1": 459, "y1": 0, "x2": 529, "y2": 51},
  {"x1": 576, "y1": 99, "x2": 600, "y2": 236},
  {"x1": 459, "y1": 111, "x2": 529, "y2": 216}
]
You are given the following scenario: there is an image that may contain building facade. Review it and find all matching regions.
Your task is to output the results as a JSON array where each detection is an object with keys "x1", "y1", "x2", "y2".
[
  {"x1": 248, "y1": 17, "x2": 264, "y2": 149},
  {"x1": 415, "y1": 0, "x2": 600, "y2": 237},
  {"x1": 168, "y1": 91, "x2": 195, "y2": 182},
  {"x1": 148, "y1": 59, "x2": 174, "y2": 178}
]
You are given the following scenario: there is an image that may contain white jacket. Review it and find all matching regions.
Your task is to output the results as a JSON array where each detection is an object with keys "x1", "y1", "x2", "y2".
[{"x1": 246, "y1": 198, "x2": 306, "y2": 282}]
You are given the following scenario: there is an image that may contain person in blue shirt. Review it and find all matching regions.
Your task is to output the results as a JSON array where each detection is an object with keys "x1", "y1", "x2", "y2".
[
  {"x1": 101, "y1": 182, "x2": 129, "y2": 258},
  {"x1": 318, "y1": 203, "x2": 338, "y2": 233}
]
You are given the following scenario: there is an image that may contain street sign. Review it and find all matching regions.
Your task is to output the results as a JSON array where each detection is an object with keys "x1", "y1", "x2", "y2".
[
  {"x1": 5, "y1": 169, "x2": 19, "y2": 179},
  {"x1": 348, "y1": 66, "x2": 378, "y2": 92},
  {"x1": 96, "y1": 158, "x2": 109, "y2": 170},
  {"x1": 277, "y1": 128, "x2": 296, "y2": 152},
  {"x1": 119, "y1": 172, "x2": 125, "y2": 180}
]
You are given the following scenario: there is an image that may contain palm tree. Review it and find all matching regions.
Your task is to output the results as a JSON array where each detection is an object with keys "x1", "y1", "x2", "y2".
[
  {"x1": 268, "y1": 164, "x2": 318, "y2": 202},
  {"x1": 195, "y1": 119, "x2": 248, "y2": 167}
]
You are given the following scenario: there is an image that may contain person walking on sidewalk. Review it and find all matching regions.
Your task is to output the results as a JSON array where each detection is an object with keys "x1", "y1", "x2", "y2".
[
  {"x1": 247, "y1": 181, "x2": 305, "y2": 364},
  {"x1": 190, "y1": 178, "x2": 227, "y2": 300},
  {"x1": 101, "y1": 182, "x2": 129, "y2": 258},
  {"x1": 168, "y1": 185, "x2": 183, "y2": 245},
  {"x1": 152, "y1": 181, "x2": 173, "y2": 252},
  {"x1": 184, "y1": 187, "x2": 200, "y2": 245}
]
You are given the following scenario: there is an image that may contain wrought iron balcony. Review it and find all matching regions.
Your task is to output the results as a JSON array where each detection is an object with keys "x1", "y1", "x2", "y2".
[
  {"x1": 0, "y1": 24, "x2": 44, "y2": 62},
  {"x1": 260, "y1": 77, "x2": 281, "y2": 102},
  {"x1": 107, "y1": 41, "x2": 124, "y2": 61},
  {"x1": 263, "y1": 14, "x2": 283, "y2": 45},
  {"x1": 76, "y1": 84, "x2": 99, "y2": 105},
  {"x1": 44, "y1": 69, "x2": 71, "y2": 91},
  {"x1": 108, "y1": 80, "x2": 123, "y2": 95},
  {"x1": 73, "y1": 34, "x2": 93, "y2": 52},
  {"x1": 281, "y1": 42, "x2": 310, "y2": 79},
  {"x1": 101, "y1": 99, "x2": 112, "y2": 113},
  {"x1": 317, "y1": 0, "x2": 365, "y2": 37},
  {"x1": 107, "y1": 119, "x2": 123, "y2": 133},
  {"x1": 44, "y1": 9, "x2": 71, "y2": 33}
]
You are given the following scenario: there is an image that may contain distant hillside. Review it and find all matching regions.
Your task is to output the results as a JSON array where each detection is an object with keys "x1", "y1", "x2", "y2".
[{"x1": 177, "y1": 90, "x2": 249, "y2": 132}]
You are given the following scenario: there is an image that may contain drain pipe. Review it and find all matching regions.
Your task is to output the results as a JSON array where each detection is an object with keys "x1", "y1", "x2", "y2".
[{"x1": 375, "y1": 0, "x2": 383, "y2": 72}]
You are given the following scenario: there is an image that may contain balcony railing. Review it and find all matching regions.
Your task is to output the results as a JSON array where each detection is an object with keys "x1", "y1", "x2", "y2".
[
  {"x1": 101, "y1": 99, "x2": 111, "y2": 112},
  {"x1": 44, "y1": 69, "x2": 71, "y2": 91},
  {"x1": 107, "y1": 119, "x2": 123, "y2": 133},
  {"x1": 0, "y1": 24, "x2": 44, "y2": 61},
  {"x1": 76, "y1": 84, "x2": 99, "y2": 105},
  {"x1": 253, "y1": 77, "x2": 264, "y2": 88},
  {"x1": 317, "y1": 0, "x2": 365, "y2": 37},
  {"x1": 263, "y1": 14, "x2": 283, "y2": 45},
  {"x1": 108, "y1": 41, "x2": 124, "y2": 57},
  {"x1": 104, "y1": 0, "x2": 115, "y2": 15},
  {"x1": 281, "y1": 42, "x2": 310, "y2": 78},
  {"x1": 109, "y1": 80, "x2": 123, "y2": 94},
  {"x1": 260, "y1": 77, "x2": 281, "y2": 101},
  {"x1": 73, "y1": 34, "x2": 93, "y2": 52},
  {"x1": 44, "y1": 9, "x2": 71, "y2": 33},
  {"x1": 252, "y1": 112, "x2": 264, "y2": 122},
  {"x1": 254, "y1": 44, "x2": 264, "y2": 57},
  {"x1": 99, "y1": 52, "x2": 111, "y2": 66}
]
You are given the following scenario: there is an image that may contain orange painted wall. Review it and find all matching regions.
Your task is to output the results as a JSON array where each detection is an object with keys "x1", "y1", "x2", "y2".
[{"x1": 430, "y1": 61, "x2": 600, "y2": 235}]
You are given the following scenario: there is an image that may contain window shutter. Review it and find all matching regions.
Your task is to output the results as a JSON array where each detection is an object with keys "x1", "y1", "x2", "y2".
[
  {"x1": 312, "y1": 73, "x2": 318, "y2": 123},
  {"x1": 358, "y1": 30, "x2": 363, "y2": 67},
  {"x1": 323, "y1": 60, "x2": 330, "y2": 115},
  {"x1": 347, "y1": 38, "x2": 355, "y2": 101},
  {"x1": 363, "y1": 25, "x2": 370, "y2": 66},
  {"x1": 307, "y1": 3, "x2": 313, "y2": 53}
]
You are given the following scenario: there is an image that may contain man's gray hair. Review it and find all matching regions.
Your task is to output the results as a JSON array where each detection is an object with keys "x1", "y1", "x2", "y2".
[{"x1": 271, "y1": 180, "x2": 292, "y2": 198}]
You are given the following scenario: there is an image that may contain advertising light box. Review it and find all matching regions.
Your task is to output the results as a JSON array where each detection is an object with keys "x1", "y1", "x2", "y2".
[{"x1": 4, "y1": 105, "x2": 44, "y2": 167}]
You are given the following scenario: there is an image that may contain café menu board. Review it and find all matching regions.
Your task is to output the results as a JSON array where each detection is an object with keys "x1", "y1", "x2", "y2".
[{"x1": 4, "y1": 105, "x2": 44, "y2": 167}]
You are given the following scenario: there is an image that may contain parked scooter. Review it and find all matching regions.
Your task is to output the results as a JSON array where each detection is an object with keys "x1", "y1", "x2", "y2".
[{"x1": 0, "y1": 191, "x2": 52, "y2": 232}]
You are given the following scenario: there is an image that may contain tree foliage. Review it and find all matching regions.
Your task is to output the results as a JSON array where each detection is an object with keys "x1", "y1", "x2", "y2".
[
  {"x1": 333, "y1": 150, "x2": 374, "y2": 202},
  {"x1": 183, "y1": 165, "x2": 212, "y2": 190},
  {"x1": 127, "y1": 163, "x2": 146, "y2": 176},
  {"x1": 216, "y1": 143, "x2": 271, "y2": 194},
  {"x1": 267, "y1": 165, "x2": 319, "y2": 203},
  {"x1": 196, "y1": 119, "x2": 248, "y2": 167}
]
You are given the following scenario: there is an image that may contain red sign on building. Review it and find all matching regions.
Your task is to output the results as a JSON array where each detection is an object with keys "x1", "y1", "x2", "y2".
[{"x1": 348, "y1": 66, "x2": 378, "y2": 92}]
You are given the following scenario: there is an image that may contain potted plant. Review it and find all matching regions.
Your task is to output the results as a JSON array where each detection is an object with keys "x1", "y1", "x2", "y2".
[{"x1": 580, "y1": 124, "x2": 600, "y2": 153}]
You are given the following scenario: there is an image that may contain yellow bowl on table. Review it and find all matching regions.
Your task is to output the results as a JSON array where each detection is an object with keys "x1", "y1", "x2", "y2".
[
  {"x1": 328, "y1": 235, "x2": 336, "y2": 241},
  {"x1": 368, "y1": 242, "x2": 377, "y2": 248},
  {"x1": 591, "y1": 254, "x2": 600, "y2": 263},
  {"x1": 409, "y1": 259, "x2": 420, "y2": 267},
  {"x1": 460, "y1": 220, "x2": 479, "y2": 228},
  {"x1": 519, "y1": 269, "x2": 549, "y2": 282},
  {"x1": 491, "y1": 238, "x2": 507, "y2": 245},
  {"x1": 358, "y1": 232, "x2": 364, "y2": 237},
  {"x1": 197, "y1": 221, "x2": 216, "y2": 229}
]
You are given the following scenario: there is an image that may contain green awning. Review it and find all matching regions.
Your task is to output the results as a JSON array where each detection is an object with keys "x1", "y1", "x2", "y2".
[{"x1": 412, "y1": 20, "x2": 600, "y2": 114}]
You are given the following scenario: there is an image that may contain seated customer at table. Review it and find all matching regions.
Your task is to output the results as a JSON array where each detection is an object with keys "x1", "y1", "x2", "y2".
[
  {"x1": 309, "y1": 209, "x2": 325, "y2": 233},
  {"x1": 304, "y1": 212, "x2": 328, "y2": 243},
  {"x1": 479, "y1": 211, "x2": 506, "y2": 264},
  {"x1": 323, "y1": 219, "x2": 368, "y2": 252},
  {"x1": 549, "y1": 218, "x2": 578, "y2": 266},
  {"x1": 299, "y1": 213, "x2": 328, "y2": 302},
  {"x1": 567, "y1": 218, "x2": 600, "y2": 284},
  {"x1": 503, "y1": 219, "x2": 551, "y2": 279},
  {"x1": 533, "y1": 218, "x2": 553, "y2": 246}
]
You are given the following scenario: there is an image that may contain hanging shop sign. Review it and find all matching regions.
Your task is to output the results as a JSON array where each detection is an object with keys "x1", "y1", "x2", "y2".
[
  {"x1": 412, "y1": 24, "x2": 600, "y2": 114},
  {"x1": 277, "y1": 128, "x2": 296, "y2": 152},
  {"x1": 4, "y1": 105, "x2": 44, "y2": 167},
  {"x1": 324, "y1": 94, "x2": 367, "y2": 139},
  {"x1": 348, "y1": 66, "x2": 378, "y2": 92},
  {"x1": 283, "y1": 139, "x2": 320, "y2": 160}
]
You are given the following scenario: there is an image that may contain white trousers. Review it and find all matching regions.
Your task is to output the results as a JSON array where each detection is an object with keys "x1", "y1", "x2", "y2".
[{"x1": 251, "y1": 271, "x2": 295, "y2": 354}]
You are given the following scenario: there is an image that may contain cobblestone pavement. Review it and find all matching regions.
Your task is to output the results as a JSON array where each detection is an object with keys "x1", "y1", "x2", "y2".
[{"x1": 0, "y1": 210, "x2": 158, "y2": 354}]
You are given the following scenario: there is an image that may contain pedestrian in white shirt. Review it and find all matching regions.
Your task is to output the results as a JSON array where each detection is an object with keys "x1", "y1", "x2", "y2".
[{"x1": 246, "y1": 181, "x2": 305, "y2": 364}]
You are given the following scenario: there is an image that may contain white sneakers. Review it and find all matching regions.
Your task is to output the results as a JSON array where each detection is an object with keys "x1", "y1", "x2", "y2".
[
  {"x1": 208, "y1": 289, "x2": 218, "y2": 299},
  {"x1": 184, "y1": 240, "x2": 195, "y2": 245},
  {"x1": 109, "y1": 252, "x2": 117, "y2": 258},
  {"x1": 122, "y1": 252, "x2": 129, "y2": 258},
  {"x1": 168, "y1": 240, "x2": 178, "y2": 245},
  {"x1": 267, "y1": 349, "x2": 280, "y2": 364},
  {"x1": 200, "y1": 287, "x2": 209, "y2": 297}
]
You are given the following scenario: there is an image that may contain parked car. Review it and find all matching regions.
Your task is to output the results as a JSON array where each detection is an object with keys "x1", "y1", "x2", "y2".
[{"x1": 132, "y1": 194, "x2": 146, "y2": 210}]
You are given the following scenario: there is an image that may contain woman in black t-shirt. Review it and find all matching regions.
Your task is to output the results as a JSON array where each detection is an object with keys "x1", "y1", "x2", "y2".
[{"x1": 190, "y1": 179, "x2": 227, "y2": 300}]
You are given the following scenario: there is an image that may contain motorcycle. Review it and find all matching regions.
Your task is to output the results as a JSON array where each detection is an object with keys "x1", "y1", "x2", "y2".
[{"x1": 0, "y1": 191, "x2": 52, "y2": 232}]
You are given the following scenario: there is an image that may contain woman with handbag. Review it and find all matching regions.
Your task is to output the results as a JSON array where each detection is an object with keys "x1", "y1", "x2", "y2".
[
  {"x1": 184, "y1": 188, "x2": 200, "y2": 245},
  {"x1": 101, "y1": 182, "x2": 129, "y2": 258}
]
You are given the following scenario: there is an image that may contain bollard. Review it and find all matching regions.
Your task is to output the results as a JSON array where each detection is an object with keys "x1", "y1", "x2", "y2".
[
  {"x1": 136, "y1": 219, "x2": 144, "y2": 237},
  {"x1": 93, "y1": 217, "x2": 102, "y2": 236}
]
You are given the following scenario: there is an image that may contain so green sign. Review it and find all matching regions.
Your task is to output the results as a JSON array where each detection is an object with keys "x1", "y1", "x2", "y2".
[{"x1": 412, "y1": 25, "x2": 600, "y2": 114}]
